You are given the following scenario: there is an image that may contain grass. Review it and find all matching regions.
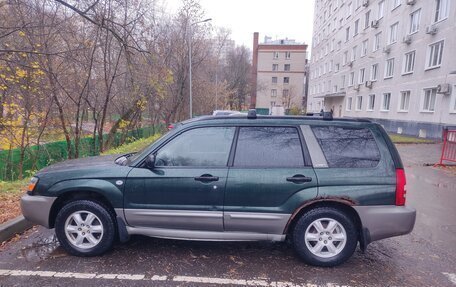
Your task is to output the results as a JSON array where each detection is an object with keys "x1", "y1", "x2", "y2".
[
  {"x1": 388, "y1": 133, "x2": 435, "y2": 144},
  {"x1": 0, "y1": 134, "x2": 162, "y2": 225}
]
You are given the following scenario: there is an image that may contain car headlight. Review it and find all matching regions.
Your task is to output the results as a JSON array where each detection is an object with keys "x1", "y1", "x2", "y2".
[{"x1": 27, "y1": 176, "x2": 39, "y2": 195}]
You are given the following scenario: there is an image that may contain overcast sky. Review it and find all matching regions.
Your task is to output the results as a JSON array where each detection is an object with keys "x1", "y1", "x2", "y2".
[{"x1": 163, "y1": 0, "x2": 315, "y2": 48}]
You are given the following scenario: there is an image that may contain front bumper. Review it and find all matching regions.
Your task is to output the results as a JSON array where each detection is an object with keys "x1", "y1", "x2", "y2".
[
  {"x1": 20, "y1": 195, "x2": 57, "y2": 228},
  {"x1": 354, "y1": 205, "x2": 416, "y2": 244}
]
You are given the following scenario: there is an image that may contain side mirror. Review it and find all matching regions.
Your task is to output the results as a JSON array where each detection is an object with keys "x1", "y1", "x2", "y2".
[{"x1": 144, "y1": 154, "x2": 155, "y2": 169}]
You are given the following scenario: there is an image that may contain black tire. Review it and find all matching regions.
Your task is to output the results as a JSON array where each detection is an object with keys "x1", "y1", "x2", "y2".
[
  {"x1": 292, "y1": 207, "x2": 358, "y2": 267},
  {"x1": 55, "y1": 200, "x2": 116, "y2": 256}
]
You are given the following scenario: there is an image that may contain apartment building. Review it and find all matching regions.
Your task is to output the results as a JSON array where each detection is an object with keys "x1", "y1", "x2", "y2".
[
  {"x1": 251, "y1": 32, "x2": 308, "y2": 114},
  {"x1": 308, "y1": 0, "x2": 456, "y2": 138}
]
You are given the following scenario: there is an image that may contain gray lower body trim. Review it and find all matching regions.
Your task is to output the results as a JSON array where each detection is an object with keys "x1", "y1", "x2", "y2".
[
  {"x1": 353, "y1": 205, "x2": 416, "y2": 243},
  {"x1": 224, "y1": 212, "x2": 291, "y2": 234},
  {"x1": 20, "y1": 195, "x2": 57, "y2": 228},
  {"x1": 126, "y1": 226, "x2": 286, "y2": 242}
]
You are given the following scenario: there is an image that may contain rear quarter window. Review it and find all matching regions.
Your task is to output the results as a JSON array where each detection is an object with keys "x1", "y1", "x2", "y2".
[{"x1": 311, "y1": 126, "x2": 381, "y2": 168}]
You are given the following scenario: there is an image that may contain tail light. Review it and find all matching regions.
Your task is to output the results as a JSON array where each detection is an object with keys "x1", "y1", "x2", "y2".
[{"x1": 395, "y1": 168, "x2": 406, "y2": 206}]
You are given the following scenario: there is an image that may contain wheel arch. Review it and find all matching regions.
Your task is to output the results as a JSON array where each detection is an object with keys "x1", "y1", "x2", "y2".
[{"x1": 284, "y1": 199, "x2": 363, "y2": 240}]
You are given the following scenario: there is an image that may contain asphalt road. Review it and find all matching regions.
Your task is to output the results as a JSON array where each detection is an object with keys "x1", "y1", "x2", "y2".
[{"x1": 0, "y1": 144, "x2": 455, "y2": 287}]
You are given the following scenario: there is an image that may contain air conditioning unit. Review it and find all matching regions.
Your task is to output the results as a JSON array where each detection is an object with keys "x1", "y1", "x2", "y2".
[
  {"x1": 362, "y1": 0, "x2": 369, "y2": 7},
  {"x1": 406, "y1": 0, "x2": 416, "y2": 5},
  {"x1": 402, "y1": 35, "x2": 412, "y2": 44},
  {"x1": 371, "y1": 20, "x2": 379, "y2": 28},
  {"x1": 365, "y1": 81, "x2": 373, "y2": 88},
  {"x1": 383, "y1": 46, "x2": 391, "y2": 54},
  {"x1": 426, "y1": 25, "x2": 438, "y2": 35},
  {"x1": 348, "y1": 61, "x2": 354, "y2": 67},
  {"x1": 437, "y1": 83, "x2": 451, "y2": 95},
  {"x1": 354, "y1": 84, "x2": 361, "y2": 91}
]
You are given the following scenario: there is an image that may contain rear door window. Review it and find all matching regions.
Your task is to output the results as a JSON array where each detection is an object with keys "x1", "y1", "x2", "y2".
[
  {"x1": 311, "y1": 126, "x2": 380, "y2": 168},
  {"x1": 233, "y1": 127, "x2": 304, "y2": 167}
]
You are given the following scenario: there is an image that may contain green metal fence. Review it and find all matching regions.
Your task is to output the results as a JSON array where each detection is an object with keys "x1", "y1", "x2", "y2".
[{"x1": 0, "y1": 126, "x2": 160, "y2": 181}]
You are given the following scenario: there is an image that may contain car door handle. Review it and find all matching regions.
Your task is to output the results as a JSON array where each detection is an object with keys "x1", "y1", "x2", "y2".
[
  {"x1": 194, "y1": 174, "x2": 219, "y2": 182},
  {"x1": 286, "y1": 175, "x2": 312, "y2": 183}
]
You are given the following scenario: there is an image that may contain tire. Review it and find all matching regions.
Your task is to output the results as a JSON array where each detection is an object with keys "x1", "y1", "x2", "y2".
[
  {"x1": 292, "y1": 207, "x2": 358, "y2": 267},
  {"x1": 55, "y1": 200, "x2": 116, "y2": 256}
]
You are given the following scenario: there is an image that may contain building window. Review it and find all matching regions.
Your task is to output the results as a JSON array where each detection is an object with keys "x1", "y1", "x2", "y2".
[
  {"x1": 378, "y1": 0, "x2": 385, "y2": 19},
  {"x1": 346, "y1": 97, "x2": 353, "y2": 111},
  {"x1": 426, "y1": 40, "x2": 444, "y2": 69},
  {"x1": 389, "y1": 22, "x2": 399, "y2": 44},
  {"x1": 271, "y1": 101, "x2": 276, "y2": 107},
  {"x1": 367, "y1": 94, "x2": 375, "y2": 111},
  {"x1": 343, "y1": 51, "x2": 348, "y2": 65},
  {"x1": 329, "y1": 60, "x2": 333, "y2": 72},
  {"x1": 335, "y1": 63, "x2": 340, "y2": 72},
  {"x1": 283, "y1": 77, "x2": 290, "y2": 84},
  {"x1": 422, "y1": 88, "x2": 437, "y2": 112},
  {"x1": 284, "y1": 64, "x2": 291, "y2": 71},
  {"x1": 354, "y1": 19, "x2": 360, "y2": 36},
  {"x1": 349, "y1": 71, "x2": 355, "y2": 86},
  {"x1": 403, "y1": 51, "x2": 416, "y2": 74},
  {"x1": 382, "y1": 93, "x2": 391, "y2": 111},
  {"x1": 385, "y1": 58, "x2": 395, "y2": 79},
  {"x1": 283, "y1": 89, "x2": 289, "y2": 97},
  {"x1": 358, "y1": 68, "x2": 365, "y2": 84},
  {"x1": 399, "y1": 91, "x2": 410, "y2": 112},
  {"x1": 271, "y1": 89, "x2": 277, "y2": 97},
  {"x1": 361, "y1": 40, "x2": 368, "y2": 57},
  {"x1": 451, "y1": 85, "x2": 456, "y2": 113},
  {"x1": 341, "y1": 75, "x2": 346, "y2": 88},
  {"x1": 364, "y1": 10, "x2": 371, "y2": 29},
  {"x1": 351, "y1": 45, "x2": 357, "y2": 61},
  {"x1": 373, "y1": 32, "x2": 381, "y2": 51},
  {"x1": 272, "y1": 77, "x2": 278, "y2": 84},
  {"x1": 371, "y1": 63, "x2": 378, "y2": 81},
  {"x1": 345, "y1": 27, "x2": 350, "y2": 42},
  {"x1": 391, "y1": 0, "x2": 401, "y2": 10},
  {"x1": 348, "y1": 2, "x2": 353, "y2": 17},
  {"x1": 356, "y1": 95, "x2": 363, "y2": 111},
  {"x1": 273, "y1": 52, "x2": 279, "y2": 59},
  {"x1": 285, "y1": 51, "x2": 291, "y2": 59},
  {"x1": 435, "y1": 0, "x2": 450, "y2": 22},
  {"x1": 409, "y1": 9, "x2": 421, "y2": 34},
  {"x1": 272, "y1": 64, "x2": 279, "y2": 71}
]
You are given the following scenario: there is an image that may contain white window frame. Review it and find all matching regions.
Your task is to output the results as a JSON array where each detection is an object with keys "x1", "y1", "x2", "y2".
[
  {"x1": 450, "y1": 85, "x2": 456, "y2": 113},
  {"x1": 345, "y1": 27, "x2": 350, "y2": 42},
  {"x1": 341, "y1": 75, "x2": 346, "y2": 89},
  {"x1": 381, "y1": 93, "x2": 391, "y2": 111},
  {"x1": 351, "y1": 46, "x2": 357, "y2": 61},
  {"x1": 422, "y1": 88, "x2": 437, "y2": 112},
  {"x1": 273, "y1": 52, "x2": 279, "y2": 59},
  {"x1": 354, "y1": 19, "x2": 360, "y2": 36},
  {"x1": 358, "y1": 68, "x2": 365, "y2": 84},
  {"x1": 272, "y1": 64, "x2": 279, "y2": 71},
  {"x1": 378, "y1": 0, "x2": 385, "y2": 19},
  {"x1": 361, "y1": 40, "x2": 368, "y2": 57},
  {"x1": 373, "y1": 32, "x2": 381, "y2": 51},
  {"x1": 272, "y1": 77, "x2": 278, "y2": 84},
  {"x1": 426, "y1": 40, "x2": 444, "y2": 70},
  {"x1": 402, "y1": 50, "x2": 416, "y2": 75},
  {"x1": 346, "y1": 96, "x2": 353, "y2": 111},
  {"x1": 343, "y1": 51, "x2": 348, "y2": 65},
  {"x1": 384, "y1": 58, "x2": 395, "y2": 79},
  {"x1": 391, "y1": 0, "x2": 401, "y2": 10},
  {"x1": 285, "y1": 51, "x2": 291, "y2": 59},
  {"x1": 409, "y1": 9, "x2": 421, "y2": 35},
  {"x1": 364, "y1": 10, "x2": 371, "y2": 29},
  {"x1": 271, "y1": 89, "x2": 277, "y2": 97},
  {"x1": 284, "y1": 64, "x2": 291, "y2": 71},
  {"x1": 389, "y1": 22, "x2": 399, "y2": 44},
  {"x1": 356, "y1": 95, "x2": 363, "y2": 111},
  {"x1": 367, "y1": 94, "x2": 375, "y2": 111},
  {"x1": 371, "y1": 63, "x2": 379, "y2": 81},
  {"x1": 434, "y1": 0, "x2": 450, "y2": 23},
  {"x1": 349, "y1": 71, "x2": 355, "y2": 86},
  {"x1": 398, "y1": 91, "x2": 410, "y2": 112}
]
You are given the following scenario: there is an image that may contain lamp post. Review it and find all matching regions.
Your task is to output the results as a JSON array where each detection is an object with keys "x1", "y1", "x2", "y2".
[{"x1": 188, "y1": 18, "x2": 212, "y2": 118}]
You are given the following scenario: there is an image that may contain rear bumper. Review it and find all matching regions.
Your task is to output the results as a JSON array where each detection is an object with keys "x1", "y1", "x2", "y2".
[
  {"x1": 20, "y1": 195, "x2": 57, "y2": 228},
  {"x1": 353, "y1": 205, "x2": 416, "y2": 244}
]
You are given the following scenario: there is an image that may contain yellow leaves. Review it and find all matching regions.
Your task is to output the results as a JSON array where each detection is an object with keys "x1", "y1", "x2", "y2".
[
  {"x1": 119, "y1": 119, "x2": 130, "y2": 129},
  {"x1": 15, "y1": 68, "x2": 27, "y2": 78},
  {"x1": 31, "y1": 62, "x2": 40, "y2": 69},
  {"x1": 0, "y1": 84, "x2": 7, "y2": 91},
  {"x1": 20, "y1": 53, "x2": 27, "y2": 58},
  {"x1": 18, "y1": 31, "x2": 26, "y2": 37}
]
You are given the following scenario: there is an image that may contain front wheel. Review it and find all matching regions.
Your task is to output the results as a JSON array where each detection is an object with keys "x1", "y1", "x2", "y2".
[
  {"x1": 55, "y1": 200, "x2": 116, "y2": 256},
  {"x1": 292, "y1": 207, "x2": 358, "y2": 267}
]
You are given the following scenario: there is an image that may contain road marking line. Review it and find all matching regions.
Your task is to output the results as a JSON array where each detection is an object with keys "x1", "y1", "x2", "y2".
[
  {"x1": 0, "y1": 268, "x2": 354, "y2": 287},
  {"x1": 443, "y1": 273, "x2": 456, "y2": 285}
]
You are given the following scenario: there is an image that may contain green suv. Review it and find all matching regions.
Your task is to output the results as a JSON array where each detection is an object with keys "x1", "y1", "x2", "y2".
[{"x1": 21, "y1": 112, "x2": 416, "y2": 266}]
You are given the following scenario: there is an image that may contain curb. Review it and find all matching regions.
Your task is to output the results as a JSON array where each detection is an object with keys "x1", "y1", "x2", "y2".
[{"x1": 0, "y1": 215, "x2": 34, "y2": 242}]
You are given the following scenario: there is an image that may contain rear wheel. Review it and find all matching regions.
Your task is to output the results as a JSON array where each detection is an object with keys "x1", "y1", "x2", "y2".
[
  {"x1": 292, "y1": 207, "x2": 358, "y2": 267},
  {"x1": 55, "y1": 200, "x2": 116, "y2": 256}
]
